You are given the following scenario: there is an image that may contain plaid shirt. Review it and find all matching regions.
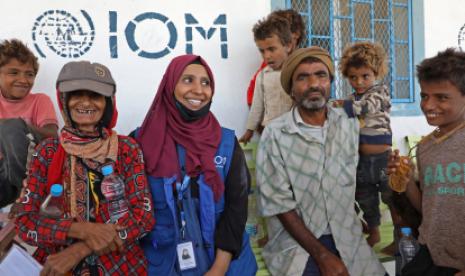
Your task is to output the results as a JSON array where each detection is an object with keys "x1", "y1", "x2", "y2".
[
  {"x1": 257, "y1": 106, "x2": 386, "y2": 276},
  {"x1": 16, "y1": 136, "x2": 154, "y2": 275}
]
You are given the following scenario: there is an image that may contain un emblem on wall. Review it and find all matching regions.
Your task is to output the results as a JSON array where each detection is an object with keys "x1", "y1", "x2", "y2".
[
  {"x1": 458, "y1": 23, "x2": 465, "y2": 51},
  {"x1": 32, "y1": 10, "x2": 95, "y2": 58}
]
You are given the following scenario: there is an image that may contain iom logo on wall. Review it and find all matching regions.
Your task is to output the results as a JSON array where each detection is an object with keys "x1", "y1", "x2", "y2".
[
  {"x1": 31, "y1": 10, "x2": 228, "y2": 59},
  {"x1": 32, "y1": 10, "x2": 95, "y2": 58}
]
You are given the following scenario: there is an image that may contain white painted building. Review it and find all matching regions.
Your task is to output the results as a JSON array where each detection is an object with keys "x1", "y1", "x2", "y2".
[{"x1": 0, "y1": 0, "x2": 462, "y2": 152}]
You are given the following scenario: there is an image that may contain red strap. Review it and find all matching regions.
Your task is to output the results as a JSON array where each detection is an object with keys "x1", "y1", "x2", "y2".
[{"x1": 46, "y1": 143, "x2": 65, "y2": 192}]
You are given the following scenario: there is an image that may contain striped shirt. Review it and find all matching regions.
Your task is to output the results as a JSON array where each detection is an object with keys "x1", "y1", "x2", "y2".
[{"x1": 343, "y1": 84, "x2": 392, "y2": 145}]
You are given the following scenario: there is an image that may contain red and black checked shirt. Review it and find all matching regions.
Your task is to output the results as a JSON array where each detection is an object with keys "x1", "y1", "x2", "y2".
[{"x1": 16, "y1": 136, "x2": 155, "y2": 275}]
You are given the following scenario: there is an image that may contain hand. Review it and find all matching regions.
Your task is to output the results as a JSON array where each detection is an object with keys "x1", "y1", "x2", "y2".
[
  {"x1": 332, "y1": 100, "x2": 344, "y2": 108},
  {"x1": 16, "y1": 179, "x2": 28, "y2": 203},
  {"x1": 387, "y1": 149, "x2": 414, "y2": 192},
  {"x1": 455, "y1": 271, "x2": 465, "y2": 276},
  {"x1": 387, "y1": 149, "x2": 402, "y2": 175},
  {"x1": 204, "y1": 249, "x2": 231, "y2": 276},
  {"x1": 316, "y1": 252, "x2": 349, "y2": 276},
  {"x1": 40, "y1": 243, "x2": 89, "y2": 276},
  {"x1": 9, "y1": 179, "x2": 28, "y2": 219},
  {"x1": 69, "y1": 222, "x2": 124, "y2": 255},
  {"x1": 239, "y1": 129, "x2": 254, "y2": 145},
  {"x1": 204, "y1": 268, "x2": 224, "y2": 276}
]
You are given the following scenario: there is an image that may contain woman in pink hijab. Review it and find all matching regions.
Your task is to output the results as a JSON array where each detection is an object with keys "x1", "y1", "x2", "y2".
[{"x1": 136, "y1": 54, "x2": 257, "y2": 275}]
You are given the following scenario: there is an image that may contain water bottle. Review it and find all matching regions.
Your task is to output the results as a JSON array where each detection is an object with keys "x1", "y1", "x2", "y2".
[
  {"x1": 40, "y1": 184, "x2": 64, "y2": 218},
  {"x1": 245, "y1": 194, "x2": 259, "y2": 243},
  {"x1": 101, "y1": 165, "x2": 128, "y2": 223},
  {"x1": 399, "y1": 227, "x2": 419, "y2": 270}
]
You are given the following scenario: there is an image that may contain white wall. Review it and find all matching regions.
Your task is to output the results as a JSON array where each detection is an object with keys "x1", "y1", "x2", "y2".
[
  {"x1": 1, "y1": 0, "x2": 461, "y2": 153},
  {"x1": 424, "y1": 0, "x2": 465, "y2": 57},
  {"x1": 0, "y1": 0, "x2": 269, "y2": 134}
]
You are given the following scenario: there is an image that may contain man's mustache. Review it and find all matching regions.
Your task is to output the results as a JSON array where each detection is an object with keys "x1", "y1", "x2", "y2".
[{"x1": 303, "y1": 87, "x2": 325, "y2": 97}]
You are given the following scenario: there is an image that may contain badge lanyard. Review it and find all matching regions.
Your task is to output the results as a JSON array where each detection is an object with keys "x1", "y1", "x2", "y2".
[
  {"x1": 176, "y1": 175, "x2": 190, "y2": 241},
  {"x1": 175, "y1": 145, "x2": 198, "y2": 271}
]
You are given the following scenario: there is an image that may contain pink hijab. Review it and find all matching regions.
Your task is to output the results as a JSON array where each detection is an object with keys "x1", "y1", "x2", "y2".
[{"x1": 136, "y1": 55, "x2": 223, "y2": 201}]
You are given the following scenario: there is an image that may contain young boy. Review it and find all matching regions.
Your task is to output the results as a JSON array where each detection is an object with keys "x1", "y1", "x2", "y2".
[
  {"x1": 0, "y1": 39, "x2": 58, "y2": 208},
  {"x1": 240, "y1": 16, "x2": 294, "y2": 143},
  {"x1": 389, "y1": 48, "x2": 465, "y2": 275},
  {"x1": 246, "y1": 9, "x2": 305, "y2": 107},
  {"x1": 337, "y1": 42, "x2": 393, "y2": 247}
]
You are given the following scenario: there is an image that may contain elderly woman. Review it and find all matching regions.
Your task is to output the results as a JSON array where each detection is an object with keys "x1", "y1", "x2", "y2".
[
  {"x1": 136, "y1": 55, "x2": 257, "y2": 275},
  {"x1": 15, "y1": 61, "x2": 154, "y2": 276}
]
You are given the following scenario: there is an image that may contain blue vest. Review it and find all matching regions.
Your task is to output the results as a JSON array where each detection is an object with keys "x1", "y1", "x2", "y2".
[{"x1": 139, "y1": 128, "x2": 257, "y2": 275}]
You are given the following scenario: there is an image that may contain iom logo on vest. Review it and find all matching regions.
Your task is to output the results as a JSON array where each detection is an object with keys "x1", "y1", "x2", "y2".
[
  {"x1": 214, "y1": 155, "x2": 227, "y2": 169},
  {"x1": 423, "y1": 163, "x2": 465, "y2": 197}
]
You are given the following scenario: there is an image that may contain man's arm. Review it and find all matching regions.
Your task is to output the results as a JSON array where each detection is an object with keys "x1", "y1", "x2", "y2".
[
  {"x1": 28, "y1": 123, "x2": 58, "y2": 139},
  {"x1": 277, "y1": 210, "x2": 349, "y2": 276}
]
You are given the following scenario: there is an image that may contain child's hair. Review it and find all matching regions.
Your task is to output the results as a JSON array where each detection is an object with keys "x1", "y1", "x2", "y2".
[
  {"x1": 417, "y1": 48, "x2": 465, "y2": 95},
  {"x1": 253, "y1": 16, "x2": 292, "y2": 47},
  {"x1": 339, "y1": 41, "x2": 388, "y2": 79},
  {"x1": 269, "y1": 9, "x2": 306, "y2": 47},
  {"x1": 0, "y1": 39, "x2": 39, "y2": 74}
]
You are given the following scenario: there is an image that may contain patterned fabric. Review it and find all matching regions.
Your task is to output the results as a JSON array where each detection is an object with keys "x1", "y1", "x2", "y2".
[
  {"x1": 417, "y1": 127, "x2": 465, "y2": 270},
  {"x1": 343, "y1": 84, "x2": 392, "y2": 145},
  {"x1": 256, "y1": 105, "x2": 386, "y2": 276},
  {"x1": 246, "y1": 66, "x2": 293, "y2": 130},
  {"x1": 16, "y1": 136, "x2": 154, "y2": 276},
  {"x1": 57, "y1": 127, "x2": 119, "y2": 218}
]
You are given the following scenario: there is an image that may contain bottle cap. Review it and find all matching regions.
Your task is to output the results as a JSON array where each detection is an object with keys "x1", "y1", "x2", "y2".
[
  {"x1": 401, "y1": 227, "x2": 412, "y2": 236},
  {"x1": 101, "y1": 165, "x2": 114, "y2": 176},
  {"x1": 50, "y1": 184, "x2": 63, "y2": 197}
]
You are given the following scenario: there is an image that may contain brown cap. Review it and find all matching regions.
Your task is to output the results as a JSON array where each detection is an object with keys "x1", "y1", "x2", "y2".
[
  {"x1": 57, "y1": 61, "x2": 115, "y2": 97},
  {"x1": 280, "y1": 46, "x2": 334, "y2": 94}
]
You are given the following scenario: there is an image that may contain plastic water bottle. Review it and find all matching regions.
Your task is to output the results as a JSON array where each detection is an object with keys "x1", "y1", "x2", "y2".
[
  {"x1": 40, "y1": 184, "x2": 64, "y2": 218},
  {"x1": 245, "y1": 195, "x2": 259, "y2": 242},
  {"x1": 101, "y1": 165, "x2": 128, "y2": 223},
  {"x1": 399, "y1": 227, "x2": 419, "y2": 270}
]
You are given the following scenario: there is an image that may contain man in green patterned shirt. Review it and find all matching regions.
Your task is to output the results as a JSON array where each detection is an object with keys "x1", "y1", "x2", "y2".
[{"x1": 256, "y1": 47, "x2": 386, "y2": 276}]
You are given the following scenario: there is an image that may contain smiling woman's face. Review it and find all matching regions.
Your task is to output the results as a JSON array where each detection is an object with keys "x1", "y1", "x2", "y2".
[
  {"x1": 174, "y1": 64, "x2": 212, "y2": 111},
  {"x1": 67, "y1": 90, "x2": 106, "y2": 133}
]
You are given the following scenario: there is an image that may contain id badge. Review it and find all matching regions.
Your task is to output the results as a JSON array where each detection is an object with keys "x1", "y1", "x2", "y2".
[{"x1": 177, "y1": 241, "x2": 197, "y2": 271}]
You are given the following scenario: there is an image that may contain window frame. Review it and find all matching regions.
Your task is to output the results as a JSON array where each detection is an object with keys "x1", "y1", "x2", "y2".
[{"x1": 274, "y1": 0, "x2": 424, "y2": 115}]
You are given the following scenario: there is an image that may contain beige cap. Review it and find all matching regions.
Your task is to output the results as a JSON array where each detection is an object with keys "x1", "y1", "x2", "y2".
[
  {"x1": 57, "y1": 61, "x2": 115, "y2": 97},
  {"x1": 280, "y1": 46, "x2": 334, "y2": 94}
]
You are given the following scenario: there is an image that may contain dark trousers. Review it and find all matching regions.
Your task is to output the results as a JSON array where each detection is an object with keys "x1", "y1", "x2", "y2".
[
  {"x1": 402, "y1": 244, "x2": 459, "y2": 276},
  {"x1": 0, "y1": 118, "x2": 37, "y2": 207},
  {"x1": 355, "y1": 151, "x2": 392, "y2": 227},
  {"x1": 302, "y1": 235, "x2": 340, "y2": 276}
]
